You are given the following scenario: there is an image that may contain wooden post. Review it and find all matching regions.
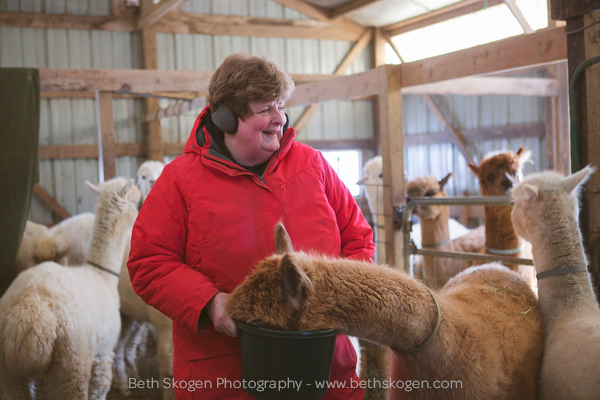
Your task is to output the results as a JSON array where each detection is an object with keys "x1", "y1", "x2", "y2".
[
  {"x1": 583, "y1": 12, "x2": 600, "y2": 294},
  {"x1": 378, "y1": 64, "x2": 404, "y2": 268},
  {"x1": 96, "y1": 91, "x2": 117, "y2": 181},
  {"x1": 142, "y1": 28, "x2": 163, "y2": 162},
  {"x1": 371, "y1": 27, "x2": 385, "y2": 154}
]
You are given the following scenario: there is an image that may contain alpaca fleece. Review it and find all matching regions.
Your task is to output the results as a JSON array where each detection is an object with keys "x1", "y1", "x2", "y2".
[
  {"x1": 0, "y1": 178, "x2": 140, "y2": 400},
  {"x1": 406, "y1": 174, "x2": 485, "y2": 289},
  {"x1": 227, "y1": 223, "x2": 543, "y2": 400},
  {"x1": 512, "y1": 166, "x2": 599, "y2": 400}
]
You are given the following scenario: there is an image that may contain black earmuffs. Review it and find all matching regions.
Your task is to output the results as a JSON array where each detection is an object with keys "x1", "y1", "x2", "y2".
[{"x1": 212, "y1": 105, "x2": 290, "y2": 134}]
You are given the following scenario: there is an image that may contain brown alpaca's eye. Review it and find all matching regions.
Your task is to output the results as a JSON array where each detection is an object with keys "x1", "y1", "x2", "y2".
[
  {"x1": 425, "y1": 190, "x2": 436, "y2": 197},
  {"x1": 487, "y1": 173, "x2": 495, "y2": 183}
]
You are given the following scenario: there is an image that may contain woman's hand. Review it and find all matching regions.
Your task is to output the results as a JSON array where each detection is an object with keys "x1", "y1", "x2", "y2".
[{"x1": 207, "y1": 292, "x2": 238, "y2": 337}]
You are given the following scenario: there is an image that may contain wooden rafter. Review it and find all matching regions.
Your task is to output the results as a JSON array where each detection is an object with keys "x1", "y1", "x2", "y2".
[
  {"x1": 383, "y1": 31, "x2": 405, "y2": 63},
  {"x1": 138, "y1": 0, "x2": 187, "y2": 30},
  {"x1": 0, "y1": 11, "x2": 136, "y2": 31},
  {"x1": 152, "y1": 12, "x2": 363, "y2": 40},
  {"x1": 287, "y1": 68, "x2": 379, "y2": 108},
  {"x1": 39, "y1": 69, "x2": 332, "y2": 92},
  {"x1": 401, "y1": 27, "x2": 566, "y2": 87},
  {"x1": 402, "y1": 77, "x2": 558, "y2": 96},
  {"x1": 503, "y1": 0, "x2": 534, "y2": 34},
  {"x1": 293, "y1": 28, "x2": 373, "y2": 132},
  {"x1": 269, "y1": 0, "x2": 364, "y2": 38},
  {"x1": 421, "y1": 94, "x2": 475, "y2": 164},
  {"x1": 330, "y1": 0, "x2": 383, "y2": 19},
  {"x1": 382, "y1": 0, "x2": 503, "y2": 37}
]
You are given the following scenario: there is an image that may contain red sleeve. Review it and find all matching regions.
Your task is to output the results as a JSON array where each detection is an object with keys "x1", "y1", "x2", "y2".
[
  {"x1": 127, "y1": 162, "x2": 219, "y2": 333},
  {"x1": 320, "y1": 153, "x2": 375, "y2": 262}
]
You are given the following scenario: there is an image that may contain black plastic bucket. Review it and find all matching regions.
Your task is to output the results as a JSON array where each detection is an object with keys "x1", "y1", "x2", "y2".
[{"x1": 236, "y1": 321, "x2": 339, "y2": 400}]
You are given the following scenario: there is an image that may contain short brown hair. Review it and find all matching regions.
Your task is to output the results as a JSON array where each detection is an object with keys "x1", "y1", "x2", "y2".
[{"x1": 207, "y1": 53, "x2": 295, "y2": 120}]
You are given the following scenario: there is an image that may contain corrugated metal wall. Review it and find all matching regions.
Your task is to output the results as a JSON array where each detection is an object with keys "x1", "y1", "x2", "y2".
[
  {"x1": 0, "y1": 22, "x2": 143, "y2": 223},
  {"x1": 1, "y1": 0, "x2": 549, "y2": 226}
]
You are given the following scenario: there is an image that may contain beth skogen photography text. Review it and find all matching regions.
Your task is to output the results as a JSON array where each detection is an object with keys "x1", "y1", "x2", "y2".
[{"x1": 130, "y1": 377, "x2": 464, "y2": 393}]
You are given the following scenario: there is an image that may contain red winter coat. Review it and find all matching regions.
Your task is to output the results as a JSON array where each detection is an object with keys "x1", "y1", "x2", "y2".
[{"x1": 128, "y1": 106, "x2": 375, "y2": 399}]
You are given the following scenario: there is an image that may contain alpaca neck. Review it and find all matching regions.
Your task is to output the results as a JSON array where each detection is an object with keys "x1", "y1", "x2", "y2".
[
  {"x1": 321, "y1": 262, "x2": 439, "y2": 353},
  {"x1": 530, "y1": 218, "x2": 598, "y2": 328},
  {"x1": 484, "y1": 206, "x2": 521, "y2": 251},
  {"x1": 86, "y1": 207, "x2": 131, "y2": 276},
  {"x1": 420, "y1": 207, "x2": 450, "y2": 247}
]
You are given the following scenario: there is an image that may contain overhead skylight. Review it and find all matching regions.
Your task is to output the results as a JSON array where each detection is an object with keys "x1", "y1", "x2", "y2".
[{"x1": 385, "y1": 0, "x2": 549, "y2": 64}]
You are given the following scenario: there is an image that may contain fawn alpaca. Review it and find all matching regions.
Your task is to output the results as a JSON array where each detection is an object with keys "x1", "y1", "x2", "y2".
[
  {"x1": 227, "y1": 222, "x2": 543, "y2": 400},
  {"x1": 406, "y1": 173, "x2": 485, "y2": 288}
]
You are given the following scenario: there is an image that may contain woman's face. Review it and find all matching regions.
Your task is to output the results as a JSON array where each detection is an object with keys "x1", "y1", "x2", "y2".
[{"x1": 224, "y1": 98, "x2": 286, "y2": 166}]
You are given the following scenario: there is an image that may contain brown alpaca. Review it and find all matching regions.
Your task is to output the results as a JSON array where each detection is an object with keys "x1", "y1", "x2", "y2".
[
  {"x1": 227, "y1": 223, "x2": 543, "y2": 400},
  {"x1": 468, "y1": 147, "x2": 536, "y2": 291},
  {"x1": 406, "y1": 173, "x2": 486, "y2": 289}
]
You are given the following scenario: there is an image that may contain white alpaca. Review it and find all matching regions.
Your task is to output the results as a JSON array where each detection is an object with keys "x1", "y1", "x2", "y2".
[
  {"x1": 511, "y1": 166, "x2": 599, "y2": 400},
  {"x1": 137, "y1": 160, "x2": 165, "y2": 201},
  {"x1": 112, "y1": 160, "x2": 174, "y2": 400},
  {"x1": 49, "y1": 212, "x2": 95, "y2": 266},
  {"x1": 14, "y1": 221, "x2": 70, "y2": 273},
  {"x1": 0, "y1": 178, "x2": 140, "y2": 400}
]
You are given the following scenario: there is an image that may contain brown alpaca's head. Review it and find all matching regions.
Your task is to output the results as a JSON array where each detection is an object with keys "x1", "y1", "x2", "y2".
[
  {"x1": 405, "y1": 173, "x2": 452, "y2": 220},
  {"x1": 226, "y1": 223, "x2": 317, "y2": 331},
  {"x1": 468, "y1": 147, "x2": 531, "y2": 196},
  {"x1": 511, "y1": 166, "x2": 595, "y2": 244}
]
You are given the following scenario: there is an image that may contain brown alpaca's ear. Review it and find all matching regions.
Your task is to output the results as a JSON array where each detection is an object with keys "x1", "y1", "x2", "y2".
[
  {"x1": 438, "y1": 173, "x2": 453, "y2": 190},
  {"x1": 467, "y1": 163, "x2": 481, "y2": 178},
  {"x1": 275, "y1": 222, "x2": 294, "y2": 254},
  {"x1": 280, "y1": 254, "x2": 312, "y2": 311}
]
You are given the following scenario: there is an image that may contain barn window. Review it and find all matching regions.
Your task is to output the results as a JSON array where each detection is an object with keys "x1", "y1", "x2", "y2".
[{"x1": 321, "y1": 150, "x2": 361, "y2": 197}]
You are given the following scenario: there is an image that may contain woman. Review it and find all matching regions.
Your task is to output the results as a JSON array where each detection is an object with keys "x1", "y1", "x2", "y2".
[{"x1": 128, "y1": 53, "x2": 374, "y2": 399}]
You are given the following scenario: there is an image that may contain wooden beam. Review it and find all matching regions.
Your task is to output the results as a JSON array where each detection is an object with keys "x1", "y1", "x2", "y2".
[
  {"x1": 111, "y1": 0, "x2": 138, "y2": 17},
  {"x1": 39, "y1": 69, "x2": 331, "y2": 92},
  {"x1": 403, "y1": 123, "x2": 545, "y2": 146},
  {"x1": 372, "y1": 27, "x2": 386, "y2": 155},
  {"x1": 330, "y1": 0, "x2": 383, "y2": 19},
  {"x1": 503, "y1": 0, "x2": 534, "y2": 34},
  {"x1": 421, "y1": 94, "x2": 474, "y2": 164},
  {"x1": 402, "y1": 76, "x2": 559, "y2": 96},
  {"x1": 153, "y1": 12, "x2": 361, "y2": 41},
  {"x1": 294, "y1": 28, "x2": 373, "y2": 132},
  {"x1": 142, "y1": 28, "x2": 163, "y2": 162},
  {"x1": 401, "y1": 27, "x2": 567, "y2": 87},
  {"x1": 382, "y1": 0, "x2": 503, "y2": 37},
  {"x1": 0, "y1": 11, "x2": 136, "y2": 31},
  {"x1": 383, "y1": 31, "x2": 405, "y2": 63},
  {"x1": 38, "y1": 143, "x2": 145, "y2": 159},
  {"x1": 144, "y1": 96, "x2": 207, "y2": 123},
  {"x1": 138, "y1": 0, "x2": 187, "y2": 30},
  {"x1": 96, "y1": 91, "x2": 116, "y2": 181},
  {"x1": 33, "y1": 184, "x2": 71, "y2": 220},
  {"x1": 269, "y1": 0, "x2": 365, "y2": 38},
  {"x1": 378, "y1": 64, "x2": 404, "y2": 267},
  {"x1": 33, "y1": 183, "x2": 71, "y2": 219},
  {"x1": 287, "y1": 68, "x2": 379, "y2": 108}
]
